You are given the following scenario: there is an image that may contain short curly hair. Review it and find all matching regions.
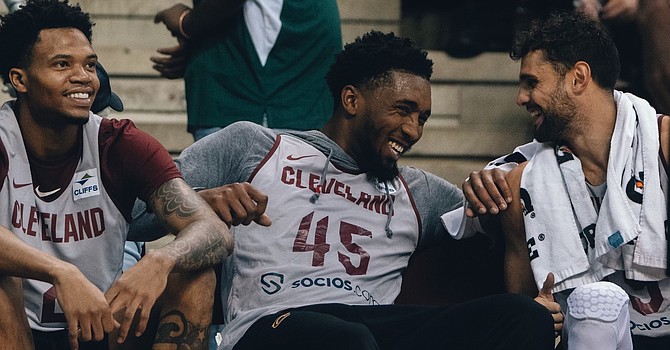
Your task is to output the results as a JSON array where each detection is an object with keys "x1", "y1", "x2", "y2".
[
  {"x1": 0, "y1": 0, "x2": 94, "y2": 84},
  {"x1": 326, "y1": 31, "x2": 433, "y2": 109},
  {"x1": 510, "y1": 11, "x2": 620, "y2": 90}
]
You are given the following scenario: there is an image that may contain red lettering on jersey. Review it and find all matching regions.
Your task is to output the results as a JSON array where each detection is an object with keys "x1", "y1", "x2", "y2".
[
  {"x1": 308, "y1": 173, "x2": 320, "y2": 192},
  {"x1": 40, "y1": 212, "x2": 51, "y2": 241},
  {"x1": 91, "y1": 208, "x2": 105, "y2": 237},
  {"x1": 379, "y1": 195, "x2": 394, "y2": 215},
  {"x1": 279, "y1": 166, "x2": 400, "y2": 217},
  {"x1": 355, "y1": 192, "x2": 371, "y2": 208},
  {"x1": 281, "y1": 166, "x2": 295, "y2": 185},
  {"x1": 62, "y1": 214, "x2": 75, "y2": 243},
  {"x1": 64, "y1": 213, "x2": 79, "y2": 242},
  {"x1": 50, "y1": 214, "x2": 58, "y2": 239},
  {"x1": 338, "y1": 221, "x2": 371, "y2": 275},
  {"x1": 10, "y1": 201, "x2": 105, "y2": 243},
  {"x1": 324, "y1": 178, "x2": 336, "y2": 193},
  {"x1": 292, "y1": 212, "x2": 331, "y2": 267},
  {"x1": 333, "y1": 181, "x2": 345, "y2": 197},
  {"x1": 77, "y1": 210, "x2": 93, "y2": 239},
  {"x1": 295, "y1": 169, "x2": 307, "y2": 189},
  {"x1": 11, "y1": 201, "x2": 23, "y2": 232},
  {"x1": 26, "y1": 206, "x2": 39, "y2": 237},
  {"x1": 344, "y1": 185, "x2": 357, "y2": 203},
  {"x1": 41, "y1": 285, "x2": 66, "y2": 323},
  {"x1": 369, "y1": 195, "x2": 385, "y2": 214}
]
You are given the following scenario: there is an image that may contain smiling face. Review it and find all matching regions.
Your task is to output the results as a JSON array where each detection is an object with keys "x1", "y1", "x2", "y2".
[
  {"x1": 13, "y1": 28, "x2": 99, "y2": 126},
  {"x1": 517, "y1": 50, "x2": 578, "y2": 144},
  {"x1": 349, "y1": 71, "x2": 431, "y2": 181}
]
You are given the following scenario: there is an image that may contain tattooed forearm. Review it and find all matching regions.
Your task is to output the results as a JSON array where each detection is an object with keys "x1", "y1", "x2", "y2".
[
  {"x1": 155, "y1": 310, "x2": 210, "y2": 349},
  {"x1": 152, "y1": 179, "x2": 200, "y2": 227},
  {"x1": 162, "y1": 222, "x2": 231, "y2": 271},
  {"x1": 151, "y1": 178, "x2": 234, "y2": 271}
]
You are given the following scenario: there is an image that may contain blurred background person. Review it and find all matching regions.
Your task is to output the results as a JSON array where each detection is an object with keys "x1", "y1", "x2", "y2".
[{"x1": 152, "y1": 0, "x2": 342, "y2": 141}]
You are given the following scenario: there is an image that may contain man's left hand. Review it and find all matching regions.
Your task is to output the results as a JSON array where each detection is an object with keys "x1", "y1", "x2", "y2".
[{"x1": 534, "y1": 272, "x2": 564, "y2": 337}]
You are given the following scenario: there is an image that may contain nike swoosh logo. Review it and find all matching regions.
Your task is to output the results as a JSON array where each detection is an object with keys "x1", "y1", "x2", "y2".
[
  {"x1": 12, "y1": 179, "x2": 32, "y2": 189},
  {"x1": 286, "y1": 154, "x2": 317, "y2": 161},
  {"x1": 35, "y1": 186, "x2": 61, "y2": 198}
]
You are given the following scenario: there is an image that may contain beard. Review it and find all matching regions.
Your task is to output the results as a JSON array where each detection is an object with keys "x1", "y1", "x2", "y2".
[
  {"x1": 368, "y1": 159, "x2": 400, "y2": 182},
  {"x1": 357, "y1": 117, "x2": 401, "y2": 182},
  {"x1": 533, "y1": 84, "x2": 577, "y2": 144},
  {"x1": 358, "y1": 141, "x2": 400, "y2": 182}
]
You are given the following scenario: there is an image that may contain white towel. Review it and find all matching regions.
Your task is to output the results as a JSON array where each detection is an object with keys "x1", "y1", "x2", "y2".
[{"x1": 521, "y1": 91, "x2": 667, "y2": 293}]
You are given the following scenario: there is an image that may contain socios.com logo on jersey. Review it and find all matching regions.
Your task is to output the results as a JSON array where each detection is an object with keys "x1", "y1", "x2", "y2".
[
  {"x1": 260, "y1": 272, "x2": 285, "y2": 295},
  {"x1": 291, "y1": 276, "x2": 352, "y2": 290}
]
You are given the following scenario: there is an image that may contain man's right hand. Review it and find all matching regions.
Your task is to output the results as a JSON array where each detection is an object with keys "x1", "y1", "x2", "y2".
[
  {"x1": 462, "y1": 168, "x2": 512, "y2": 217},
  {"x1": 52, "y1": 264, "x2": 117, "y2": 350},
  {"x1": 198, "y1": 182, "x2": 272, "y2": 227}
]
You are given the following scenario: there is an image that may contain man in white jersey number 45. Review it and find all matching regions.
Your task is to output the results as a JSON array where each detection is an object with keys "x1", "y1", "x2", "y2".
[{"x1": 132, "y1": 30, "x2": 562, "y2": 349}]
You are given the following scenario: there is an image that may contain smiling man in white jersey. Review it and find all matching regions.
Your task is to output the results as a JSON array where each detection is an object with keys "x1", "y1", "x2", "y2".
[
  {"x1": 0, "y1": 1, "x2": 233, "y2": 349},
  {"x1": 462, "y1": 11, "x2": 670, "y2": 350},
  {"x1": 131, "y1": 30, "x2": 559, "y2": 350}
]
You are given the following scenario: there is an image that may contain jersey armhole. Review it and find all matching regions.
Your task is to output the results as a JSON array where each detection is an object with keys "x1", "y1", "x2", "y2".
[{"x1": 0, "y1": 139, "x2": 7, "y2": 192}]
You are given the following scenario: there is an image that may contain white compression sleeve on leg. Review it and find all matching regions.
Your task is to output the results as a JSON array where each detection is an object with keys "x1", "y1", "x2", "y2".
[{"x1": 564, "y1": 281, "x2": 632, "y2": 350}]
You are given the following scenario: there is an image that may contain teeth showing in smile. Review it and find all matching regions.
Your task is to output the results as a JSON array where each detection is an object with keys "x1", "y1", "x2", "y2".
[
  {"x1": 389, "y1": 140, "x2": 405, "y2": 155},
  {"x1": 529, "y1": 109, "x2": 541, "y2": 118},
  {"x1": 68, "y1": 92, "x2": 90, "y2": 99}
]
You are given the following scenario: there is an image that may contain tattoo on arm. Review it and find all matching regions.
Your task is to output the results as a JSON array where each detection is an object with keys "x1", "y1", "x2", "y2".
[
  {"x1": 154, "y1": 309, "x2": 210, "y2": 348},
  {"x1": 152, "y1": 179, "x2": 200, "y2": 227},
  {"x1": 150, "y1": 178, "x2": 232, "y2": 271}
]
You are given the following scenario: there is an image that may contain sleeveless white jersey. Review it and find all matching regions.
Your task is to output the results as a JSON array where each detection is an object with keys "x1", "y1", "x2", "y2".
[
  {"x1": 611, "y1": 164, "x2": 670, "y2": 337},
  {"x1": 583, "y1": 155, "x2": 670, "y2": 337},
  {"x1": 508, "y1": 117, "x2": 670, "y2": 338},
  {"x1": 0, "y1": 104, "x2": 128, "y2": 331},
  {"x1": 220, "y1": 134, "x2": 421, "y2": 348}
]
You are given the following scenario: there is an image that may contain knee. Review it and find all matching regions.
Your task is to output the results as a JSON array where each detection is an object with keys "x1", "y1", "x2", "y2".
[
  {"x1": 566, "y1": 282, "x2": 629, "y2": 324},
  {"x1": 564, "y1": 282, "x2": 631, "y2": 348}
]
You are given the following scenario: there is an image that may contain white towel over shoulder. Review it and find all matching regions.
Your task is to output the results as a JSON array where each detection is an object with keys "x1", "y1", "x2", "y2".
[{"x1": 521, "y1": 91, "x2": 667, "y2": 293}]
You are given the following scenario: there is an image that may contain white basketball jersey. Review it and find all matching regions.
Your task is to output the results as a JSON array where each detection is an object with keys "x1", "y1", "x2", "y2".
[
  {"x1": 614, "y1": 166, "x2": 670, "y2": 337},
  {"x1": 0, "y1": 105, "x2": 128, "y2": 331},
  {"x1": 588, "y1": 156, "x2": 670, "y2": 337},
  {"x1": 220, "y1": 134, "x2": 421, "y2": 347}
]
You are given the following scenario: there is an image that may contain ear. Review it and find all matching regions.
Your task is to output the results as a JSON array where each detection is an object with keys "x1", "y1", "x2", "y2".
[
  {"x1": 570, "y1": 61, "x2": 591, "y2": 94},
  {"x1": 9, "y1": 68, "x2": 28, "y2": 93},
  {"x1": 341, "y1": 85, "x2": 361, "y2": 117}
]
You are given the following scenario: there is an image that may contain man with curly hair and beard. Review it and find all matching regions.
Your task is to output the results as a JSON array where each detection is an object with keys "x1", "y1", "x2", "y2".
[{"x1": 463, "y1": 11, "x2": 670, "y2": 350}]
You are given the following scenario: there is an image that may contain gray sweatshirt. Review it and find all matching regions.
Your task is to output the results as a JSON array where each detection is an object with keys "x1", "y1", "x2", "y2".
[{"x1": 129, "y1": 121, "x2": 467, "y2": 250}]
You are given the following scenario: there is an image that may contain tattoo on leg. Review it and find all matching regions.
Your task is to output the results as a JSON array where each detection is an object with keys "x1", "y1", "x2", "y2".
[{"x1": 155, "y1": 310, "x2": 210, "y2": 348}]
